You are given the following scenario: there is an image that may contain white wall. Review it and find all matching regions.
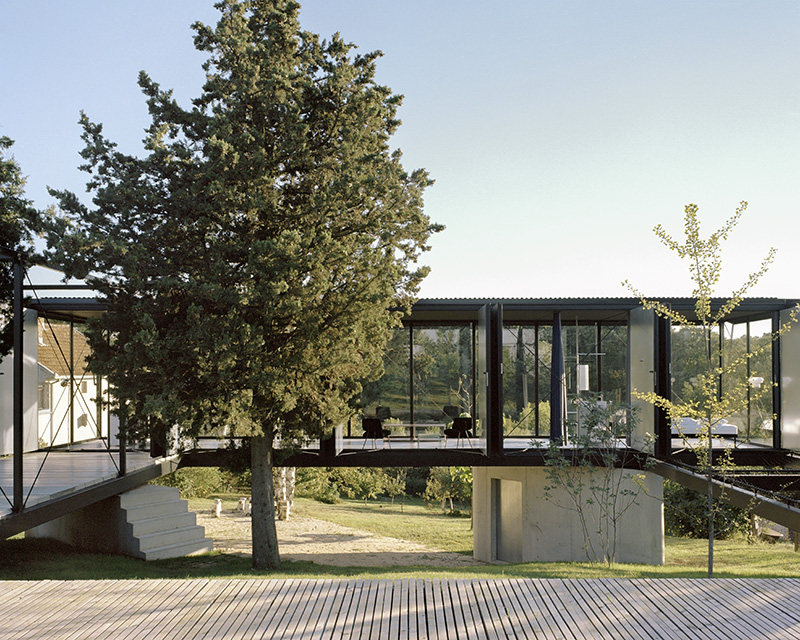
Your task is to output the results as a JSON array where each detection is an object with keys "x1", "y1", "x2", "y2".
[
  {"x1": 38, "y1": 375, "x2": 104, "y2": 447},
  {"x1": 780, "y1": 308, "x2": 800, "y2": 451},
  {"x1": 0, "y1": 309, "x2": 40, "y2": 455}
]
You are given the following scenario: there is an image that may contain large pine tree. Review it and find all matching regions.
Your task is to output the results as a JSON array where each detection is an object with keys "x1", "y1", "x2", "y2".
[
  {"x1": 45, "y1": 0, "x2": 440, "y2": 569},
  {"x1": 0, "y1": 136, "x2": 38, "y2": 360}
]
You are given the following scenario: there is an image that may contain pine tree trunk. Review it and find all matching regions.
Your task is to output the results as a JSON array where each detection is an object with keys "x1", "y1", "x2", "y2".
[{"x1": 251, "y1": 431, "x2": 280, "y2": 569}]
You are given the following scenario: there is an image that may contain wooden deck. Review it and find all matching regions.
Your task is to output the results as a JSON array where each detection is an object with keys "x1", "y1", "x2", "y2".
[{"x1": 1, "y1": 578, "x2": 798, "y2": 639}]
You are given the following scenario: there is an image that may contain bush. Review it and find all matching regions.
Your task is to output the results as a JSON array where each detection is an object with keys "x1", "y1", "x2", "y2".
[
  {"x1": 404, "y1": 467, "x2": 430, "y2": 496},
  {"x1": 664, "y1": 480, "x2": 751, "y2": 539},
  {"x1": 152, "y1": 468, "x2": 226, "y2": 498}
]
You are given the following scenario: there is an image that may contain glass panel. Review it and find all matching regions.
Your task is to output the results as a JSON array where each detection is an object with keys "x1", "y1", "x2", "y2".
[
  {"x1": 743, "y1": 319, "x2": 773, "y2": 445},
  {"x1": 670, "y1": 324, "x2": 718, "y2": 409},
  {"x1": 360, "y1": 326, "x2": 411, "y2": 429},
  {"x1": 36, "y1": 319, "x2": 100, "y2": 447},
  {"x1": 502, "y1": 324, "x2": 553, "y2": 440},
  {"x1": 598, "y1": 325, "x2": 628, "y2": 405},
  {"x1": 412, "y1": 326, "x2": 474, "y2": 439}
]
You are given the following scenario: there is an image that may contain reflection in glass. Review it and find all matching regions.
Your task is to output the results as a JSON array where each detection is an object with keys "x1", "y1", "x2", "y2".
[
  {"x1": 502, "y1": 322, "x2": 627, "y2": 442},
  {"x1": 359, "y1": 324, "x2": 475, "y2": 442},
  {"x1": 413, "y1": 326, "x2": 474, "y2": 437}
]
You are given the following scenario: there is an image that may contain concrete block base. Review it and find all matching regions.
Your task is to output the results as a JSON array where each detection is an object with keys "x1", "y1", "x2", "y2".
[
  {"x1": 27, "y1": 484, "x2": 213, "y2": 560},
  {"x1": 473, "y1": 466, "x2": 664, "y2": 565}
]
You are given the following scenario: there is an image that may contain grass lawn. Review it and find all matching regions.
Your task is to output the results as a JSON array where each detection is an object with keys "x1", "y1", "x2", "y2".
[{"x1": 3, "y1": 495, "x2": 800, "y2": 580}]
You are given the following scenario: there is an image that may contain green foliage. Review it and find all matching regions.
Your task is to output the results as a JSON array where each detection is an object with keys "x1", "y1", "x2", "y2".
[
  {"x1": 404, "y1": 467, "x2": 430, "y2": 496},
  {"x1": 41, "y1": 0, "x2": 440, "y2": 569},
  {"x1": 296, "y1": 467, "x2": 387, "y2": 504},
  {"x1": 624, "y1": 202, "x2": 796, "y2": 577},
  {"x1": 153, "y1": 468, "x2": 228, "y2": 498},
  {"x1": 383, "y1": 468, "x2": 407, "y2": 505},
  {"x1": 424, "y1": 467, "x2": 472, "y2": 512},
  {"x1": 663, "y1": 480, "x2": 750, "y2": 539},
  {"x1": 0, "y1": 136, "x2": 39, "y2": 360}
]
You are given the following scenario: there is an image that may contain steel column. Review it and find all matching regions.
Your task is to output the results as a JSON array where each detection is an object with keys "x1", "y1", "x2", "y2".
[{"x1": 12, "y1": 257, "x2": 23, "y2": 512}]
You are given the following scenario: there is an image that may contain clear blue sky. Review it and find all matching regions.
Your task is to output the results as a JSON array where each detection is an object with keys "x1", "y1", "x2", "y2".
[{"x1": 1, "y1": 1, "x2": 798, "y2": 299}]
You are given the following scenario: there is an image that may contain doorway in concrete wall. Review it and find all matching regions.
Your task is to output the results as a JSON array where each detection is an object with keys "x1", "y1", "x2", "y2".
[{"x1": 492, "y1": 478, "x2": 522, "y2": 562}]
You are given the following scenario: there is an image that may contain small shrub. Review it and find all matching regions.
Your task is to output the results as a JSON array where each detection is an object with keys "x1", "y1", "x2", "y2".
[
  {"x1": 664, "y1": 480, "x2": 751, "y2": 539},
  {"x1": 153, "y1": 468, "x2": 225, "y2": 498}
]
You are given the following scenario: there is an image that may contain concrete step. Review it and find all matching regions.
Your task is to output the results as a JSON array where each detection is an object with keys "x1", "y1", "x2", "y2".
[
  {"x1": 123, "y1": 498, "x2": 189, "y2": 521},
  {"x1": 116, "y1": 484, "x2": 212, "y2": 560},
  {"x1": 139, "y1": 537, "x2": 214, "y2": 561},
  {"x1": 118, "y1": 485, "x2": 181, "y2": 509},
  {"x1": 136, "y1": 524, "x2": 210, "y2": 552},
  {"x1": 128, "y1": 511, "x2": 199, "y2": 537}
]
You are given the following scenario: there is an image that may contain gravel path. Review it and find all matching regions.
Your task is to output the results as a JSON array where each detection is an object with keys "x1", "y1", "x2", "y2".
[{"x1": 196, "y1": 509, "x2": 484, "y2": 567}]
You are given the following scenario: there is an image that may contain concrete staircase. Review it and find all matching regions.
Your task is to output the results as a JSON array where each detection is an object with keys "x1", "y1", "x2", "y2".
[{"x1": 118, "y1": 485, "x2": 213, "y2": 560}]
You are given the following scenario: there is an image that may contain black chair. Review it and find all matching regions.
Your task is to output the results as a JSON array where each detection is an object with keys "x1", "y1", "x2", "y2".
[
  {"x1": 362, "y1": 417, "x2": 391, "y2": 448},
  {"x1": 444, "y1": 416, "x2": 473, "y2": 448},
  {"x1": 443, "y1": 405, "x2": 460, "y2": 420}
]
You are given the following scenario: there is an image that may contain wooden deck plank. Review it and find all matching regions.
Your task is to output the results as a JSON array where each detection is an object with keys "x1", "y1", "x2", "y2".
[
  {"x1": 460, "y1": 578, "x2": 489, "y2": 640},
  {"x1": 632, "y1": 579, "x2": 709, "y2": 640},
  {"x1": 494, "y1": 579, "x2": 547, "y2": 639},
  {"x1": 272, "y1": 579, "x2": 315, "y2": 640},
  {"x1": 526, "y1": 579, "x2": 581, "y2": 640},
  {"x1": 436, "y1": 579, "x2": 459, "y2": 640},
  {"x1": 277, "y1": 579, "x2": 321, "y2": 640},
  {"x1": 504, "y1": 579, "x2": 559, "y2": 638},
  {"x1": 471, "y1": 579, "x2": 505, "y2": 640},
  {"x1": 215, "y1": 579, "x2": 283, "y2": 640},
  {"x1": 710, "y1": 578, "x2": 800, "y2": 640},
  {"x1": 2, "y1": 580, "x2": 86, "y2": 639},
  {"x1": 513, "y1": 578, "x2": 567, "y2": 639},
  {"x1": 569, "y1": 579, "x2": 640, "y2": 640},
  {"x1": 133, "y1": 579, "x2": 218, "y2": 640},
  {"x1": 372, "y1": 579, "x2": 391, "y2": 639},
  {"x1": 177, "y1": 578, "x2": 252, "y2": 640},
  {"x1": 652, "y1": 578, "x2": 751, "y2": 640},
  {"x1": 296, "y1": 580, "x2": 332, "y2": 640},
  {"x1": 306, "y1": 580, "x2": 342, "y2": 640},
  {"x1": 36, "y1": 580, "x2": 155, "y2": 640},
  {"x1": 238, "y1": 578, "x2": 302, "y2": 639},
  {"x1": 330, "y1": 580, "x2": 360, "y2": 640},
  {"x1": 354, "y1": 579, "x2": 379, "y2": 640},
  {"x1": 339, "y1": 579, "x2": 366, "y2": 640},
  {"x1": 3, "y1": 578, "x2": 800, "y2": 640},
  {"x1": 80, "y1": 579, "x2": 190, "y2": 640},
  {"x1": 413, "y1": 578, "x2": 428, "y2": 640},
  {"x1": 442, "y1": 579, "x2": 470, "y2": 640},
  {"x1": 427, "y1": 578, "x2": 450, "y2": 640},
  {"x1": 393, "y1": 578, "x2": 409, "y2": 640},
  {"x1": 218, "y1": 579, "x2": 279, "y2": 640},
  {"x1": 596, "y1": 579, "x2": 686, "y2": 640}
]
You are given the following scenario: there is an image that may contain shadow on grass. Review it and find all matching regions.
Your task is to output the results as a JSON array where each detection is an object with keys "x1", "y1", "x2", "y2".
[{"x1": 0, "y1": 537, "x2": 767, "y2": 581}]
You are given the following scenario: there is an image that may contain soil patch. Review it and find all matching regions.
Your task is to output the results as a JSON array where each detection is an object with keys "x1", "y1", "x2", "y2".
[{"x1": 196, "y1": 509, "x2": 484, "y2": 568}]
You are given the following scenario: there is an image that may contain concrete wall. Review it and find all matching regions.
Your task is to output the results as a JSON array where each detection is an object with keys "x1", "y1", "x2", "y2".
[
  {"x1": 473, "y1": 466, "x2": 664, "y2": 565},
  {"x1": 26, "y1": 494, "x2": 129, "y2": 555},
  {"x1": 0, "y1": 309, "x2": 40, "y2": 455}
]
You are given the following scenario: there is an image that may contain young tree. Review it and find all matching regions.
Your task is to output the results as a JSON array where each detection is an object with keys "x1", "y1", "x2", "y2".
[
  {"x1": 624, "y1": 202, "x2": 795, "y2": 577},
  {"x1": 541, "y1": 403, "x2": 652, "y2": 566},
  {"x1": 43, "y1": 0, "x2": 440, "y2": 569},
  {"x1": 0, "y1": 136, "x2": 39, "y2": 360}
]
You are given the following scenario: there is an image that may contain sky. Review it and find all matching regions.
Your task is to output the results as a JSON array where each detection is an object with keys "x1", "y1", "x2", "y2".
[{"x1": 1, "y1": 1, "x2": 798, "y2": 300}]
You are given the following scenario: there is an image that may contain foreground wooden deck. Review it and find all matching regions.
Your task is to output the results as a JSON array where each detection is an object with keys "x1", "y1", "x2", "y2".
[{"x1": 1, "y1": 578, "x2": 798, "y2": 639}]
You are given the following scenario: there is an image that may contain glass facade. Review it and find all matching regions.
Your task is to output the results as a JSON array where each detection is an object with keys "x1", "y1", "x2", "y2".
[
  {"x1": 359, "y1": 323, "x2": 476, "y2": 442},
  {"x1": 670, "y1": 318, "x2": 774, "y2": 446},
  {"x1": 501, "y1": 322, "x2": 627, "y2": 442}
]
